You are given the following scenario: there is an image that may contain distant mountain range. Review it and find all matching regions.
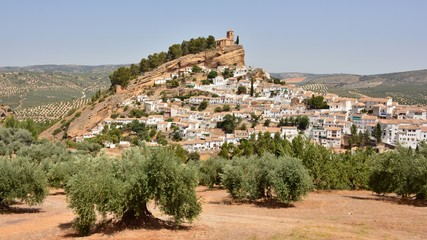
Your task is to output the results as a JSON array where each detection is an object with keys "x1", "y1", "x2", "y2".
[
  {"x1": 271, "y1": 69, "x2": 427, "y2": 105},
  {"x1": 271, "y1": 69, "x2": 427, "y2": 88}
]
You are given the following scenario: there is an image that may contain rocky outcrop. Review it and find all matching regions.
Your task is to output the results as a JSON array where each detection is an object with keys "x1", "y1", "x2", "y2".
[
  {"x1": 0, "y1": 105, "x2": 12, "y2": 121},
  {"x1": 132, "y1": 45, "x2": 245, "y2": 88}
]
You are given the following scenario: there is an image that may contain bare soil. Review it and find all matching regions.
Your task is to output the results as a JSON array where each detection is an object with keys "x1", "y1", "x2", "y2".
[
  {"x1": 0, "y1": 188, "x2": 426, "y2": 240},
  {"x1": 283, "y1": 77, "x2": 305, "y2": 84}
]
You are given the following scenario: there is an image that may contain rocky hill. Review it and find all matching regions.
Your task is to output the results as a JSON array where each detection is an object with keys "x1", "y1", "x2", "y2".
[{"x1": 42, "y1": 45, "x2": 245, "y2": 140}]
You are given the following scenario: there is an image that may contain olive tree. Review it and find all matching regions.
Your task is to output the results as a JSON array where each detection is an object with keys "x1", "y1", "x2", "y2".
[
  {"x1": 0, "y1": 127, "x2": 34, "y2": 155},
  {"x1": 222, "y1": 153, "x2": 312, "y2": 204},
  {"x1": 65, "y1": 147, "x2": 201, "y2": 235},
  {"x1": 369, "y1": 148, "x2": 427, "y2": 199},
  {"x1": 0, "y1": 156, "x2": 48, "y2": 207},
  {"x1": 17, "y1": 140, "x2": 75, "y2": 188},
  {"x1": 198, "y1": 157, "x2": 228, "y2": 188}
]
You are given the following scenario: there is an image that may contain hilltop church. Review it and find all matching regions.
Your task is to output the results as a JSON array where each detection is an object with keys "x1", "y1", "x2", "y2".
[{"x1": 216, "y1": 30, "x2": 235, "y2": 47}]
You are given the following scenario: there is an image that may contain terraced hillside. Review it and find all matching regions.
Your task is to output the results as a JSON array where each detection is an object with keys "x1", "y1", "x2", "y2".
[
  {"x1": 14, "y1": 98, "x2": 90, "y2": 122},
  {"x1": 272, "y1": 69, "x2": 427, "y2": 105},
  {"x1": 0, "y1": 65, "x2": 122, "y2": 109}
]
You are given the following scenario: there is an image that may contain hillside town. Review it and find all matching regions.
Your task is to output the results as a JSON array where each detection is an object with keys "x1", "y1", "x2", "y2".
[{"x1": 74, "y1": 39, "x2": 427, "y2": 152}]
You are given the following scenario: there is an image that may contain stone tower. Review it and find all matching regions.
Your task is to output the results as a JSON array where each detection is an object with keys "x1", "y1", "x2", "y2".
[{"x1": 227, "y1": 30, "x2": 234, "y2": 42}]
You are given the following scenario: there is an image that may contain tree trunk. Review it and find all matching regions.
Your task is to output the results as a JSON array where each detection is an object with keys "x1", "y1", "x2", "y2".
[
  {"x1": 416, "y1": 192, "x2": 425, "y2": 200},
  {"x1": 121, "y1": 203, "x2": 153, "y2": 225}
]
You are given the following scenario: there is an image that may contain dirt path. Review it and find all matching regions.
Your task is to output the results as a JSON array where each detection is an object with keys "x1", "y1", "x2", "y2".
[
  {"x1": 0, "y1": 188, "x2": 426, "y2": 240},
  {"x1": 15, "y1": 96, "x2": 26, "y2": 109},
  {"x1": 81, "y1": 87, "x2": 87, "y2": 99}
]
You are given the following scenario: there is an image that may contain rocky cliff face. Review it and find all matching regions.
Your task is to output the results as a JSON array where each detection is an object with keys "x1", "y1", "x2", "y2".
[
  {"x1": 54, "y1": 45, "x2": 245, "y2": 139},
  {"x1": 130, "y1": 45, "x2": 245, "y2": 89}
]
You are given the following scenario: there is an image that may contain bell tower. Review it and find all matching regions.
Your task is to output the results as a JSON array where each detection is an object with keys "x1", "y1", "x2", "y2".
[{"x1": 227, "y1": 30, "x2": 234, "y2": 42}]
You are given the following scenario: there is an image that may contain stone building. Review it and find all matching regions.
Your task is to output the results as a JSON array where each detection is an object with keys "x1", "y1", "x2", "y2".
[{"x1": 216, "y1": 30, "x2": 235, "y2": 47}]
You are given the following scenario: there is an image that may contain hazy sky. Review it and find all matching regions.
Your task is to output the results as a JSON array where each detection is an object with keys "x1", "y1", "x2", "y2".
[{"x1": 1, "y1": 0, "x2": 426, "y2": 74}]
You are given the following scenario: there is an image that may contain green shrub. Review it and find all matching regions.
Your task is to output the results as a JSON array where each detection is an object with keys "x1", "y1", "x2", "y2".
[
  {"x1": 75, "y1": 141, "x2": 102, "y2": 156},
  {"x1": 66, "y1": 108, "x2": 77, "y2": 117},
  {"x1": 53, "y1": 128, "x2": 62, "y2": 135}
]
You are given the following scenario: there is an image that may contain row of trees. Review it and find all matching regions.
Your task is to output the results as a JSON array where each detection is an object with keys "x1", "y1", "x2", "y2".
[
  {"x1": 203, "y1": 134, "x2": 427, "y2": 198},
  {"x1": 214, "y1": 104, "x2": 231, "y2": 113},
  {"x1": 215, "y1": 133, "x2": 421, "y2": 191},
  {"x1": 109, "y1": 64, "x2": 139, "y2": 88},
  {"x1": 348, "y1": 124, "x2": 371, "y2": 147},
  {"x1": 110, "y1": 35, "x2": 216, "y2": 88},
  {"x1": 277, "y1": 115, "x2": 310, "y2": 130},
  {"x1": 215, "y1": 114, "x2": 310, "y2": 134},
  {"x1": 2, "y1": 115, "x2": 55, "y2": 139}
]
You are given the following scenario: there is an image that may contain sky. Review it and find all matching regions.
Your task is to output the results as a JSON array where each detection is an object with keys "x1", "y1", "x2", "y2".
[{"x1": 0, "y1": 0, "x2": 426, "y2": 74}]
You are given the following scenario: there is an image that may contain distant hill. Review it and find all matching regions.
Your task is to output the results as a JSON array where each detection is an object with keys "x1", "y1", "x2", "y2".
[
  {"x1": 271, "y1": 69, "x2": 427, "y2": 105},
  {"x1": 0, "y1": 65, "x2": 123, "y2": 109},
  {"x1": 272, "y1": 69, "x2": 427, "y2": 87},
  {"x1": 0, "y1": 64, "x2": 126, "y2": 74}
]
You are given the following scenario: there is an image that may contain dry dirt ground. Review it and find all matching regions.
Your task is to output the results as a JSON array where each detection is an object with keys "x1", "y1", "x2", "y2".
[{"x1": 0, "y1": 187, "x2": 426, "y2": 240}]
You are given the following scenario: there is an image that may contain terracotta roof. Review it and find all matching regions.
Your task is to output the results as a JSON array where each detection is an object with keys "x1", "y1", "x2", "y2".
[
  {"x1": 398, "y1": 125, "x2": 420, "y2": 130},
  {"x1": 325, "y1": 127, "x2": 342, "y2": 131}
]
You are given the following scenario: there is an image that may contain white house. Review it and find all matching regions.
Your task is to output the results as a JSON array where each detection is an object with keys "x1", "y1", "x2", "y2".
[
  {"x1": 351, "y1": 102, "x2": 366, "y2": 114},
  {"x1": 280, "y1": 126, "x2": 299, "y2": 141},
  {"x1": 311, "y1": 127, "x2": 341, "y2": 149},
  {"x1": 234, "y1": 66, "x2": 248, "y2": 77},
  {"x1": 396, "y1": 125, "x2": 419, "y2": 149},
  {"x1": 359, "y1": 97, "x2": 392, "y2": 110},
  {"x1": 188, "y1": 96, "x2": 210, "y2": 105},
  {"x1": 328, "y1": 98, "x2": 354, "y2": 112},
  {"x1": 217, "y1": 66, "x2": 229, "y2": 73},
  {"x1": 213, "y1": 76, "x2": 226, "y2": 85},
  {"x1": 180, "y1": 139, "x2": 207, "y2": 152},
  {"x1": 378, "y1": 119, "x2": 400, "y2": 145},
  {"x1": 407, "y1": 108, "x2": 427, "y2": 120},
  {"x1": 350, "y1": 114, "x2": 378, "y2": 133},
  {"x1": 156, "y1": 122, "x2": 171, "y2": 132},
  {"x1": 154, "y1": 77, "x2": 171, "y2": 85},
  {"x1": 239, "y1": 80, "x2": 251, "y2": 88},
  {"x1": 137, "y1": 95, "x2": 149, "y2": 103}
]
